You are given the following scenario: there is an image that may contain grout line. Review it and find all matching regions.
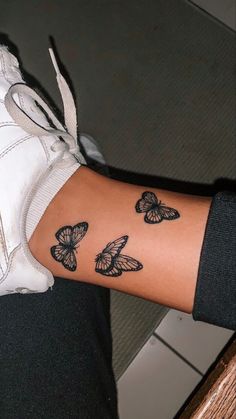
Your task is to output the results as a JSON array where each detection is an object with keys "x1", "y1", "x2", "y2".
[
  {"x1": 153, "y1": 332, "x2": 204, "y2": 376},
  {"x1": 187, "y1": 0, "x2": 236, "y2": 33}
]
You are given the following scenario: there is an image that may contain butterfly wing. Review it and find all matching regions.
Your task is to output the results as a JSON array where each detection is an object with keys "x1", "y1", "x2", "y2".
[
  {"x1": 144, "y1": 208, "x2": 163, "y2": 224},
  {"x1": 114, "y1": 254, "x2": 143, "y2": 272},
  {"x1": 102, "y1": 236, "x2": 128, "y2": 257},
  {"x1": 135, "y1": 191, "x2": 158, "y2": 213},
  {"x1": 159, "y1": 205, "x2": 180, "y2": 221},
  {"x1": 95, "y1": 252, "x2": 121, "y2": 276},
  {"x1": 62, "y1": 249, "x2": 77, "y2": 271},
  {"x1": 51, "y1": 244, "x2": 69, "y2": 262},
  {"x1": 102, "y1": 266, "x2": 121, "y2": 277},
  {"x1": 95, "y1": 252, "x2": 112, "y2": 272},
  {"x1": 55, "y1": 226, "x2": 73, "y2": 245},
  {"x1": 51, "y1": 245, "x2": 77, "y2": 271},
  {"x1": 71, "y1": 222, "x2": 88, "y2": 246}
]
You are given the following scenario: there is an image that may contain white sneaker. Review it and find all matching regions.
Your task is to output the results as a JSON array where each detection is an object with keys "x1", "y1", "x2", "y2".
[{"x1": 0, "y1": 45, "x2": 102, "y2": 296}]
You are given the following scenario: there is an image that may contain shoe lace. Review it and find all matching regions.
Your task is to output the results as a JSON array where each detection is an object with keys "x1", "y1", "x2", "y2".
[{"x1": 4, "y1": 48, "x2": 86, "y2": 167}]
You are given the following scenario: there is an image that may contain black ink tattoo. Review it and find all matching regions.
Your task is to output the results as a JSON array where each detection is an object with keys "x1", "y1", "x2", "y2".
[
  {"x1": 95, "y1": 235, "x2": 143, "y2": 277},
  {"x1": 51, "y1": 222, "x2": 88, "y2": 271},
  {"x1": 135, "y1": 191, "x2": 180, "y2": 224}
]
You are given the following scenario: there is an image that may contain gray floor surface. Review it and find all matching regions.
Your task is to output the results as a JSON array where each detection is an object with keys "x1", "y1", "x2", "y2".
[{"x1": 1, "y1": 0, "x2": 235, "y2": 378}]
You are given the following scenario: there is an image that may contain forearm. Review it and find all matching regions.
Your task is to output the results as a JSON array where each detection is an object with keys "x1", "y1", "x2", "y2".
[{"x1": 29, "y1": 166, "x2": 211, "y2": 313}]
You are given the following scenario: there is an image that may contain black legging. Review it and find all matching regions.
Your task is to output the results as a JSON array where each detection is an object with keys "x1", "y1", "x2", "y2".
[
  {"x1": 0, "y1": 278, "x2": 118, "y2": 418},
  {"x1": 0, "y1": 191, "x2": 235, "y2": 418}
]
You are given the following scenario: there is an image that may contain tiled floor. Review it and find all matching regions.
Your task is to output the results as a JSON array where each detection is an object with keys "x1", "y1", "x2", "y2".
[
  {"x1": 190, "y1": 0, "x2": 236, "y2": 30},
  {"x1": 154, "y1": 310, "x2": 234, "y2": 374},
  {"x1": 118, "y1": 310, "x2": 234, "y2": 419}
]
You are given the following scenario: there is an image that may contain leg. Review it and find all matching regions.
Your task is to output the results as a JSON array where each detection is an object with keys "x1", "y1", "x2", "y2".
[{"x1": 29, "y1": 166, "x2": 211, "y2": 314}]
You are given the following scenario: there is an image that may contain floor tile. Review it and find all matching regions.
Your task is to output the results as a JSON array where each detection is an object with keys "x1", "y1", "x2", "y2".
[
  {"x1": 118, "y1": 336, "x2": 201, "y2": 419},
  {"x1": 155, "y1": 310, "x2": 234, "y2": 374},
  {"x1": 190, "y1": 0, "x2": 236, "y2": 30}
]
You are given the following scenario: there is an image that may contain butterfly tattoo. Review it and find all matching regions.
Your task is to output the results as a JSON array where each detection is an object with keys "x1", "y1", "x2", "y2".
[
  {"x1": 95, "y1": 235, "x2": 143, "y2": 277},
  {"x1": 135, "y1": 191, "x2": 180, "y2": 224},
  {"x1": 51, "y1": 222, "x2": 88, "y2": 271}
]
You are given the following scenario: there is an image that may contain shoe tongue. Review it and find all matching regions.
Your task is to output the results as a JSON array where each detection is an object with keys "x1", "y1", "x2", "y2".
[
  {"x1": 0, "y1": 46, "x2": 52, "y2": 130},
  {"x1": 0, "y1": 46, "x2": 24, "y2": 101},
  {"x1": 0, "y1": 46, "x2": 23, "y2": 83}
]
